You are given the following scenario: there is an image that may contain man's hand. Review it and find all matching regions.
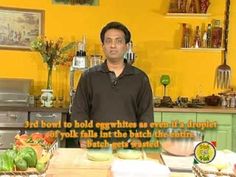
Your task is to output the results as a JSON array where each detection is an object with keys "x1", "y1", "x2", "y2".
[
  {"x1": 128, "y1": 138, "x2": 142, "y2": 149},
  {"x1": 79, "y1": 138, "x2": 92, "y2": 148}
]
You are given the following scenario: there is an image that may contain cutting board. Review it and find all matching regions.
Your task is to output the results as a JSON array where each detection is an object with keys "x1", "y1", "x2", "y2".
[
  {"x1": 47, "y1": 148, "x2": 168, "y2": 177},
  {"x1": 46, "y1": 149, "x2": 194, "y2": 177},
  {"x1": 48, "y1": 148, "x2": 112, "y2": 169}
]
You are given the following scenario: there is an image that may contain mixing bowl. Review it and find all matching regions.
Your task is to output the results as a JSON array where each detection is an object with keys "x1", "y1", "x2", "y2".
[{"x1": 159, "y1": 129, "x2": 203, "y2": 156}]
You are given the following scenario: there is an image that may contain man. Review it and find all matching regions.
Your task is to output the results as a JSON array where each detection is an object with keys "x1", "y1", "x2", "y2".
[{"x1": 71, "y1": 21, "x2": 154, "y2": 148}]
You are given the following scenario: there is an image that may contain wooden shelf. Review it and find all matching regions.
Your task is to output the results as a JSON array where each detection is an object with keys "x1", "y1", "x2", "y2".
[
  {"x1": 180, "y1": 47, "x2": 225, "y2": 51},
  {"x1": 166, "y1": 13, "x2": 211, "y2": 17}
]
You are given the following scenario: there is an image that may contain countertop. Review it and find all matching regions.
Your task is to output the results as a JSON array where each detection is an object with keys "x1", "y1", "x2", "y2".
[
  {"x1": 154, "y1": 106, "x2": 236, "y2": 113},
  {"x1": 0, "y1": 106, "x2": 68, "y2": 113},
  {"x1": 46, "y1": 148, "x2": 194, "y2": 177},
  {"x1": 1, "y1": 105, "x2": 236, "y2": 114}
]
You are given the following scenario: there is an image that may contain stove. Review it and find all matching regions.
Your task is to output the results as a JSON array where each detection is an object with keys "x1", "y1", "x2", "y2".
[
  {"x1": 0, "y1": 78, "x2": 32, "y2": 107},
  {"x1": 0, "y1": 78, "x2": 32, "y2": 149}
]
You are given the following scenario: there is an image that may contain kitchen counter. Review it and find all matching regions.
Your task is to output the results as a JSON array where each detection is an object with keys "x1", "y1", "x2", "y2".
[
  {"x1": 46, "y1": 148, "x2": 194, "y2": 177},
  {"x1": 2, "y1": 105, "x2": 236, "y2": 114},
  {"x1": 0, "y1": 106, "x2": 68, "y2": 113},
  {"x1": 154, "y1": 106, "x2": 236, "y2": 113}
]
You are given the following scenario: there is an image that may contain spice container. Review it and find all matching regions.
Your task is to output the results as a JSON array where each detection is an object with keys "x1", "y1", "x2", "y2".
[{"x1": 211, "y1": 20, "x2": 223, "y2": 48}]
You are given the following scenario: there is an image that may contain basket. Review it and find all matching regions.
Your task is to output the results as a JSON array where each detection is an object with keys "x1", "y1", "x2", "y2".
[
  {"x1": 0, "y1": 163, "x2": 49, "y2": 177},
  {"x1": 0, "y1": 141, "x2": 58, "y2": 177},
  {"x1": 193, "y1": 164, "x2": 236, "y2": 177},
  {"x1": 47, "y1": 140, "x2": 58, "y2": 154}
]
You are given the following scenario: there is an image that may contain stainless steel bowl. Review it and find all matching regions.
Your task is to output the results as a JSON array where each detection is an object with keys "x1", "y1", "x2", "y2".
[{"x1": 160, "y1": 129, "x2": 203, "y2": 156}]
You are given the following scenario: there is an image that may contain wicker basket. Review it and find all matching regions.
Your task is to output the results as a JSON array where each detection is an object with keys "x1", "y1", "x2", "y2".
[
  {"x1": 193, "y1": 164, "x2": 236, "y2": 177},
  {"x1": 0, "y1": 141, "x2": 58, "y2": 177}
]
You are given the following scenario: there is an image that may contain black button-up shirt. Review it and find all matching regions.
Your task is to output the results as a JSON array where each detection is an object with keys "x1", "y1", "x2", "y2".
[{"x1": 71, "y1": 60, "x2": 154, "y2": 142}]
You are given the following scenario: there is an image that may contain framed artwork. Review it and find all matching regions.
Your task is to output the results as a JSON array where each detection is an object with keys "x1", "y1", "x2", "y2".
[
  {"x1": 52, "y1": 0, "x2": 99, "y2": 6},
  {"x1": 0, "y1": 7, "x2": 44, "y2": 50}
]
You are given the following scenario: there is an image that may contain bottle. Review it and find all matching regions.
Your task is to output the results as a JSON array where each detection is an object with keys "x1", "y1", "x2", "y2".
[
  {"x1": 230, "y1": 94, "x2": 235, "y2": 108},
  {"x1": 181, "y1": 23, "x2": 190, "y2": 48},
  {"x1": 211, "y1": 20, "x2": 223, "y2": 48},
  {"x1": 72, "y1": 39, "x2": 88, "y2": 69},
  {"x1": 202, "y1": 30, "x2": 207, "y2": 48},
  {"x1": 206, "y1": 24, "x2": 212, "y2": 48},
  {"x1": 124, "y1": 41, "x2": 135, "y2": 64},
  {"x1": 193, "y1": 26, "x2": 201, "y2": 48}
]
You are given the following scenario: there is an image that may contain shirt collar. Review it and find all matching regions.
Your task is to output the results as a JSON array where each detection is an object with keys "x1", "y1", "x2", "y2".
[{"x1": 98, "y1": 59, "x2": 135, "y2": 75}]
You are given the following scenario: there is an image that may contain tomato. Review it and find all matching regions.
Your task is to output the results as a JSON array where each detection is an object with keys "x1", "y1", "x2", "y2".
[
  {"x1": 15, "y1": 140, "x2": 22, "y2": 146},
  {"x1": 15, "y1": 134, "x2": 29, "y2": 145},
  {"x1": 44, "y1": 131, "x2": 55, "y2": 144},
  {"x1": 20, "y1": 134, "x2": 29, "y2": 141},
  {"x1": 31, "y1": 132, "x2": 44, "y2": 141}
]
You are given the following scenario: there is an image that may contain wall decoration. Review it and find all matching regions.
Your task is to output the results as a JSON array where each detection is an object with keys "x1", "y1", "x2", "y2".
[
  {"x1": 52, "y1": 0, "x2": 99, "y2": 6},
  {"x1": 0, "y1": 7, "x2": 44, "y2": 50}
]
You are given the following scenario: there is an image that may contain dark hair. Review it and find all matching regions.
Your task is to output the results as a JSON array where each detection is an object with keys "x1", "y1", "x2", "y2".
[{"x1": 100, "y1": 21, "x2": 131, "y2": 44}]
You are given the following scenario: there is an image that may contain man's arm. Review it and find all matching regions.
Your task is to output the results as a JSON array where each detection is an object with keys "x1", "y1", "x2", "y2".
[
  {"x1": 136, "y1": 74, "x2": 154, "y2": 142},
  {"x1": 71, "y1": 72, "x2": 91, "y2": 147},
  {"x1": 71, "y1": 72, "x2": 90, "y2": 122}
]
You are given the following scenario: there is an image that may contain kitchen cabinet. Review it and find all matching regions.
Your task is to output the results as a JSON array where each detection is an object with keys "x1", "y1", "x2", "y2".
[
  {"x1": 154, "y1": 109, "x2": 235, "y2": 151},
  {"x1": 28, "y1": 111, "x2": 68, "y2": 147},
  {"x1": 197, "y1": 113, "x2": 232, "y2": 150},
  {"x1": 0, "y1": 130, "x2": 20, "y2": 149},
  {"x1": 232, "y1": 115, "x2": 236, "y2": 152},
  {"x1": 150, "y1": 112, "x2": 162, "y2": 145},
  {"x1": 0, "y1": 111, "x2": 28, "y2": 149},
  {"x1": 0, "y1": 111, "x2": 28, "y2": 128},
  {"x1": 154, "y1": 112, "x2": 162, "y2": 122},
  {"x1": 0, "y1": 107, "x2": 68, "y2": 149}
]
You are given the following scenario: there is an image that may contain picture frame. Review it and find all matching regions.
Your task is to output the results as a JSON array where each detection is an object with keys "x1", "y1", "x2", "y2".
[
  {"x1": 0, "y1": 7, "x2": 44, "y2": 50},
  {"x1": 52, "y1": 0, "x2": 99, "y2": 6}
]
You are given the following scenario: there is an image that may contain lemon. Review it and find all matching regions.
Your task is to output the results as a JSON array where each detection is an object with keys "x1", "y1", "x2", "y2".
[
  {"x1": 38, "y1": 153, "x2": 51, "y2": 164},
  {"x1": 36, "y1": 162, "x2": 46, "y2": 173}
]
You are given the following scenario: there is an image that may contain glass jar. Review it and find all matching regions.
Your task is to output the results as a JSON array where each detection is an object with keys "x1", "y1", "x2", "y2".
[{"x1": 89, "y1": 55, "x2": 102, "y2": 67}]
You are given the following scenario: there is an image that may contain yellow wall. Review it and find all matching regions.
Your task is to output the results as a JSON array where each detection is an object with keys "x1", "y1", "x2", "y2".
[{"x1": 0, "y1": 0, "x2": 236, "y2": 104}]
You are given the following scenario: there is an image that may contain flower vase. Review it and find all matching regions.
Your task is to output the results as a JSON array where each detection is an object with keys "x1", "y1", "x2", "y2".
[
  {"x1": 40, "y1": 65, "x2": 54, "y2": 107},
  {"x1": 47, "y1": 65, "x2": 53, "y2": 90},
  {"x1": 40, "y1": 89, "x2": 54, "y2": 107}
]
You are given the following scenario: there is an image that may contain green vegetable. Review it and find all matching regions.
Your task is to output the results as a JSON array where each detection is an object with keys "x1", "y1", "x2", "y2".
[
  {"x1": 4, "y1": 149, "x2": 17, "y2": 161},
  {"x1": 18, "y1": 147, "x2": 37, "y2": 167},
  {"x1": 0, "y1": 153, "x2": 14, "y2": 171},
  {"x1": 15, "y1": 156, "x2": 28, "y2": 171}
]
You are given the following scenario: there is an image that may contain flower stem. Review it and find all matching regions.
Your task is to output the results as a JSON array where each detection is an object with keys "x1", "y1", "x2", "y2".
[{"x1": 47, "y1": 65, "x2": 53, "y2": 89}]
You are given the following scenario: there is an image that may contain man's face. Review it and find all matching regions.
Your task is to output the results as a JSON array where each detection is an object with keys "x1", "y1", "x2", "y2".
[{"x1": 102, "y1": 29, "x2": 128, "y2": 62}]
